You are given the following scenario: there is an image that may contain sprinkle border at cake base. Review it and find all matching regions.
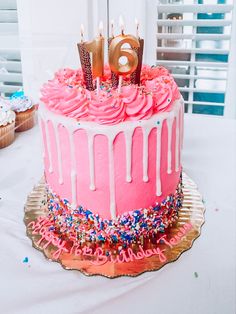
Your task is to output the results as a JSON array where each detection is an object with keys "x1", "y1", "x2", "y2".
[{"x1": 24, "y1": 172, "x2": 205, "y2": 278}]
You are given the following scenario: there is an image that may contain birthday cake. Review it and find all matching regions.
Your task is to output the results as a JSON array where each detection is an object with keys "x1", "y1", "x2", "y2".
[{"x1": 38, "y1": 64, "x2": 184, "y2": 251}]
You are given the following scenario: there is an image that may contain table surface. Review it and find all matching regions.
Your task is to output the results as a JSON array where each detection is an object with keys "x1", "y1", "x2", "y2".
[{"x1": 0, "y1": 114, "x2": 235, "y2": 314}]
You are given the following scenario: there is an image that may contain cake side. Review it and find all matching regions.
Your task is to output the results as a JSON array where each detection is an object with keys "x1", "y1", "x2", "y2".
[
  {"x1": 39, "y1": 65, "x2": 183, "y2": 220},
  {"x1": 39, "y1": 98, "x2": 183, "y2": 219}
]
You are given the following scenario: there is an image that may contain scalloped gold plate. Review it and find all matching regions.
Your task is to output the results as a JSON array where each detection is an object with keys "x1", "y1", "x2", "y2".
[{"x1": 24, "y1": 172, "x2": 205, "y2": 278}]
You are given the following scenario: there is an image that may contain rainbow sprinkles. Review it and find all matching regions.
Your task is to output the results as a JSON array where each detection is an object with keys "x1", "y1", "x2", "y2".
[
  {"x1": 45, "y1": 177, "x2": 183, "y2": 246},
  {"x1": 27, "y1": 214, "x2": 192, "y2": 266}
]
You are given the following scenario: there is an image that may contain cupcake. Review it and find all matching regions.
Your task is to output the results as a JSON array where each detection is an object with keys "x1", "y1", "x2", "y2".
[
  {"x1": 0, "y1": 98, "x2": 16, "y2": 149},
  {"x1": 10, "y1": 91, "x2": 35, "y2": 132}
]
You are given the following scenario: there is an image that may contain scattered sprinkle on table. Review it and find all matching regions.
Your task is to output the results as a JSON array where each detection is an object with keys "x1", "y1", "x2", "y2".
[
  {"x1": 23, "y1": 257, "x2": 29, "y2": 263},
  {"x1": 194, "y1": 271, "x2": 198, "y2": 278}
]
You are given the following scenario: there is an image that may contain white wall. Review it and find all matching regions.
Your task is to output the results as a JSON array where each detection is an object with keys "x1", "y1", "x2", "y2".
[
  {"x1": 17, "y1": 0, "x2": 156, "y2": 102},
  {"x1": 17, "y1": 0, "x2": 97, "y2": 101}
]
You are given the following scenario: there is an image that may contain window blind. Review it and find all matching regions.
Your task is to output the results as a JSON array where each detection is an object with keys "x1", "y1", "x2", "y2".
[
  {"x1": 156, "y1": 1, "x2": 234, "y2": 116},
  {"x1": 0, "y1": 0, "x2": 22, "y2": 97}
]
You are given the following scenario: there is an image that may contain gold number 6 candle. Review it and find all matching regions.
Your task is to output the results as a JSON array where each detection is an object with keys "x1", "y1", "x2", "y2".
[{"x1": 108, "y1": 34, "x2": 140, "y2": 76}]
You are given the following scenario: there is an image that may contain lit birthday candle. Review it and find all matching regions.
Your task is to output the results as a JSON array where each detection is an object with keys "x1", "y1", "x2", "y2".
[
  {"x1": 109, "y1": 16, "x2": 140, "y2": 93},
  {"x1": 84, "y1": 21, "x2": 104, "y2": 95},
  {"x1": 108, "y1": 19, "x2": 119, "y2": 88},
  {"x1": 130, "y1": 18, "x2": 144, "y2": 85}
]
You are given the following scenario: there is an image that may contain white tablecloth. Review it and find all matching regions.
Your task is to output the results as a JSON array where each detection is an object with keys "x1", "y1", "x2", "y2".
[{"x1": 0, "y1": 114, "x2": 235, "y2": 314}]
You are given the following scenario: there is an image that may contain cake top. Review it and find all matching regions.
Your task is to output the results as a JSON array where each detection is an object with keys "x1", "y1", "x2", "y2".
[
  {"x1": 0, "y1": 97, "x2": 16, "y2": 126},
  {"x1": 41, "y1": 65, "x2": 181, "y2": 125}
]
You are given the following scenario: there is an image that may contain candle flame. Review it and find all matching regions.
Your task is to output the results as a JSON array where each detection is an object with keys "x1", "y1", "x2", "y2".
[
  {"x1": 135, "y1": 18, "x2": 139, "y2": 37},
  {"x1": 119, "y1": 15, "x2": 125, "y2": 35},
  {"x1": 99, "y1": 21, "x2": 103, "y2": 36},
  {"x1": 111, "y1": 19, "x2": 115, "y2": 37}
]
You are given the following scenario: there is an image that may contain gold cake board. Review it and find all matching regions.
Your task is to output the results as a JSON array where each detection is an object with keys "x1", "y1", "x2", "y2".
[{"x1": 24, "y1": 172, "x2": 205, "y2": 278}]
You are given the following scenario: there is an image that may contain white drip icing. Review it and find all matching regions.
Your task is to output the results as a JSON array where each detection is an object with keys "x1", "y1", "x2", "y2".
[
  {"x1": 180, "y1": 99, "x2": 184, "y2": 149},
  {"x1": 108, "y1": 137, "x2": 116, "y2": 219},
  {"x1": 53, "y1": 122, "x2": 63, "y2": 184},
  {"x1": 156, "y1": 122, "x2": 163, "y2": 196},
  {"x1": 124, "y1": 129, "x2": 134, "y2": 182},
  {"x1": 69, "y1": 131, "x2": 77, "y2": 209},
  {"x1": 142, "y1": 126, "x2": 153, "y2": 182},
  {"x1": 178, "y1": 100, "x2": 184, "y2": 171},
  {"x1": 166, "y1": 115, "x2": 174, "y2": 174},
  {"x1": 44, "y1": 120, "x2": 53, "y2": 173},
  {"x1": 175, "y1": 113, "x2": 180, "y2": 172},
  {"x1": 87, "y1": 131, "x2": 95, "y2": 190},
  {"x1": 39, "y1": 98, "x2": 183, "y2": 218}
]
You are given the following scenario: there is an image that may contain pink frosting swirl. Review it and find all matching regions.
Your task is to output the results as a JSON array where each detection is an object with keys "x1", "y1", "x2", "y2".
[
  {"x1": 121, "y1": 86, "x2": 153, "y2": 120},
  {"x1": 145, "y1": 76, "x2": 173, "y2": 112},
  {"x1": 60, "y1": 90, "x2": 89, "y2": 119},
  {"x1": 54, "y1": 68, "x2": 84, "y2": 87},
  {"x1": 41, "y1": 65, "x2": 181, "y2": 124},
  {"x1": 41, "y1": 80, "x2": 67, "y2": 112},
  {"x1": 141, "y1": 65, "x2": 170, "y2": 83},
  {"x1": 121, "y1": 85, "x2": 139, "y2": 104},
  {"x1": 170, "y1": 77, "x2": 181, "y2": 100},
  {"x1": 89, "y1": 91, "x2": 125, "y2": 125},
  {"x1": 41, "y1": 81, "x2": 89, "y2": 119}
]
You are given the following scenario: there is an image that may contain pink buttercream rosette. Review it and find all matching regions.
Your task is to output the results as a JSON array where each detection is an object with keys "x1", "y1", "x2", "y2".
[
  {"x1": 145, "y1": 75, "x2": 180, "y2": 112},
  {"x1": 40, "y1": 65, "x2": 181, "y2": 124},
  {"x1": 121, "y1": 85, "x2": 153, "y2": 121},
  {"x1": 89, "y1": 90, "x2": 126, "y2": 125},
  {"x1": 54, "y1": 68, "x2": 84, "y2": 87},
  {"x1": 41, "y1": 81, "x2": 89, "y2": 119},
  {"x1": 140, "y1": 65, "x2": 170, "y2": 83}
]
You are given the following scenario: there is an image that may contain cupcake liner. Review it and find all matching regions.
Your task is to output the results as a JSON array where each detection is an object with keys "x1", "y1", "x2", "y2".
[
  {"x1": 15, "y1": 106, "x2": 36, "y2": 132},
  {"x1": 0, "y1": 121, "x2": 15, "y2": 149}
]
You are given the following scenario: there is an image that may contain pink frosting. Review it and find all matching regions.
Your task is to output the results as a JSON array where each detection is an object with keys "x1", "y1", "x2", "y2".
[
  {"x1": 41, "y1": 80, "x2": 67, "y2": 112},
  {"x1": 89, "y1": 91, "x2": 126, "y2": 125},
  {"x1": 54, "y1": 68, "x2": 84, "y2": 87},
  {"x1": 41, "y1": 81, "x2": 89, "y2": 119},
  {"x1": 122, "y1": 86, "x2": 153, "y2": 120},
  {"x1": 100, "y1": 64, "x2": 112, "y2": 82},
  {"x1": 145, "y1": 76, "x2": 173, "y2": 112},
  {"x1": 171, "y1": 77, "x2": 181, "y2": 100},
  {"x1": 40, "y1": 65, "x2": 181, "y2": 124},
  {"x1": 140, "y1": 65, "x2": 170, "y2": 83},
  {"x1": 121, "y1": 85, "x2": 139, "y2": 103},
  {"x1": 60, "y1": 90, "x2": 89, "y2": 119}
]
